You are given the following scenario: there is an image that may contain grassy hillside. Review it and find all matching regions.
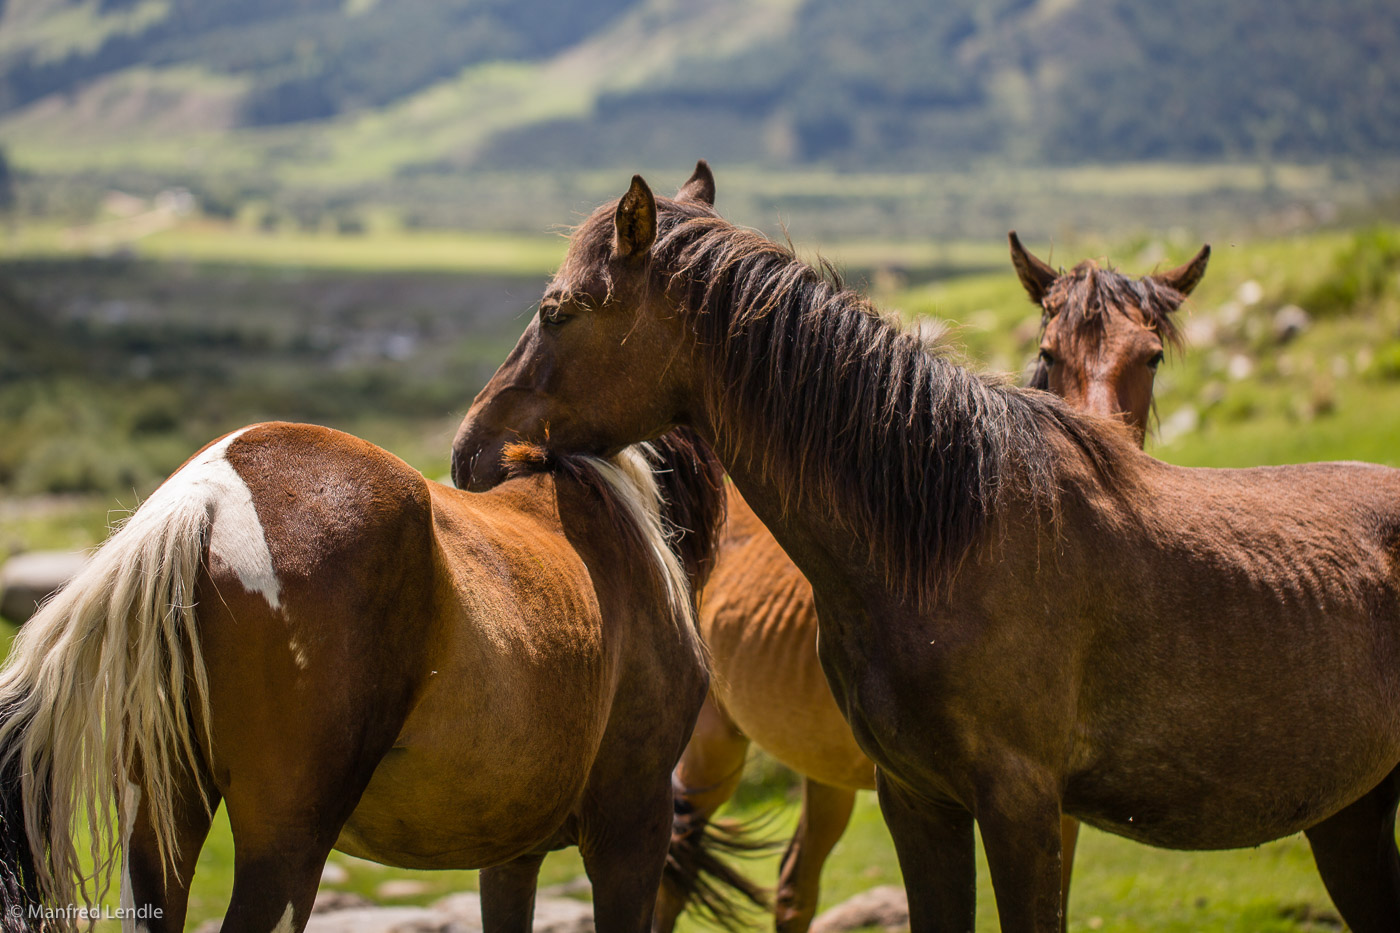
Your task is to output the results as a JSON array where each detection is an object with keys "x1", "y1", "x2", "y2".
[{"x1": 1, "y1": 0, "x2": 1397, "y2": 191}]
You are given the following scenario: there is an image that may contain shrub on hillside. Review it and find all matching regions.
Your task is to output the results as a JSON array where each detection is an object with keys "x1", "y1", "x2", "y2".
[{"x1": 1303, "y1": 226, "x2": 1400, "y2": 317}]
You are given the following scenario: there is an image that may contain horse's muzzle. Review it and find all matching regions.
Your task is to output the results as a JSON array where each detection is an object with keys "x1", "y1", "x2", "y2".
[{"x1": 450, "y1": 433, "x2": 509, "y2": 492}]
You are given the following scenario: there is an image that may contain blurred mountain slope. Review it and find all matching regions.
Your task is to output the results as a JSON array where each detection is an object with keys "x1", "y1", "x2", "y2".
[{"x1": 0, "y1": 0, "x2": 1395, "y2": 174}]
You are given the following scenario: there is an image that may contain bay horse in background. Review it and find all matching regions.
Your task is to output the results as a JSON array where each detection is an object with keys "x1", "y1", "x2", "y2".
[
  {"x1": 656, "y1": 220, "x2": 1210, "y2": 933},
  {"x1": 454, "y1": 161, "x2": 1400, "y2": 933},
  {"x1": 0, "y1": 421, "x2": 726, "y2": 933}
]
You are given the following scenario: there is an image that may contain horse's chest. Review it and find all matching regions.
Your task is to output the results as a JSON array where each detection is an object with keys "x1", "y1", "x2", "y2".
[{"x1": 813, "y1": 614, "x2": 974, "y2": 766}]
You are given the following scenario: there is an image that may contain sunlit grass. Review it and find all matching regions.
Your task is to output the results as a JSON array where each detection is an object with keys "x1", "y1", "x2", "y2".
[{"x1": 663, "y1": 792, "x2": 1352, "y2": 933}]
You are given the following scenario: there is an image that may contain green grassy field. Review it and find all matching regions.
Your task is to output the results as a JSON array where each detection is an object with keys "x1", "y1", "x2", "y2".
[
  {"x1": 2, "y1": 220, "x2": 1399, "y2": 930},
  {"x1": 0, "y1": 222, "x2": 569, "y2": 276}
]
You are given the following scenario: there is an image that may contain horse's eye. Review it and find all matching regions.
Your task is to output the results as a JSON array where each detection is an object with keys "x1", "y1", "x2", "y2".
[
  {"x1": 540, "y1": 303, "x2": 570, "y2": 327},
  {"x1": 1147, "y1": 350, "x2": 1165, "y2": 370},
  {"x1": 1038, "y1": 348, "x2": 1056, "y2": 366}
]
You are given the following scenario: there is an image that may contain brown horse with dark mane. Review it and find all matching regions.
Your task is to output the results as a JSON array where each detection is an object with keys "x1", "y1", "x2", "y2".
[
  {"x1": 0, "y1": 422, "x2": 725, "y2": 933},
  {"x1": 656, "y1": 231, "x2": 1210, "y2": 933},
  {"x1": 455, "y1": 161, "x2": 1400, "y2": 933}
]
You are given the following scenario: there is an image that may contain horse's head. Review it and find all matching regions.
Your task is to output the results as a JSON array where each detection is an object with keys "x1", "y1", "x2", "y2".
[
  {"x1": 1011, "y1": 233, "x2": 1209, "y2": 444},
  {"x1": 453, "y1": 164, "x2": 717, "y2": 491}
]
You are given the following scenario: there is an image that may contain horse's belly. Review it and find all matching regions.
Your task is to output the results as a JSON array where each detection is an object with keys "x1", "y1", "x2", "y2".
[
  {"x1": 335, "y1": 667, "x2": 608, "y2": 869},
  {"x1": 711, "y1": 607, "x2": 873, "y2": 790},
  {"x1": 1066, "y1": 729, "x2": 1400, "y2": 850},
  {"x1": 337, "y1": 741, "x2": 592, "y2": 869},
  {"x1": 719, "y1": 673, "x2": 874, "y2": 790}
]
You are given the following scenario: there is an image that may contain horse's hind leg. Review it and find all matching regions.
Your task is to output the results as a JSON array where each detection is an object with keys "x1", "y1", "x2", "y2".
[
  {"x1": 1304, "y1": 766, "x2": 1400, "y2": 933},
  {"x1": 480, "y1": 852, "x2": 547, "y2": 933},
  {"x1": 199, "y1": 597, "x2": 426, "y2": 933},
  {"x1": 213, "y1": 693, "x2": 409, "y2": 933},
  {"x1": 774, "y1": 778, "x2": 855, "y2": 933},
  {"x1": 219, "y1": 826, "x2": 333, "y2": 933},
  {"x1": 122, "y1": 757, "x2": 221, "y2": 933}
]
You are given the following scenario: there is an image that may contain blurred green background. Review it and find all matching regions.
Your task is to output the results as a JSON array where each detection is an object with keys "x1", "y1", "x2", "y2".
[{"x1": 3, "y1": 0, "x2": 1400, "y2": 930}]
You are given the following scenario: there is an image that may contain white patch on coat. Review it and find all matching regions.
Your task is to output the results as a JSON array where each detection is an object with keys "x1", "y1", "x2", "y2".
[
  {"x1": 147, "y1": 427, "x2": 282, "y2": 610},
  {"x1": 272, "y1": 901, "x2": 296, "y2": 933}
]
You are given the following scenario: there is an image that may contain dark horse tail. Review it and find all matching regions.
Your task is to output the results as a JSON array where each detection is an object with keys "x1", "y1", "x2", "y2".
[
  {"x1": 645, "y1": 429, "x2": 780, "y2": 930},
  {"x1": 661, "y1": 785, "x2": 777, "y2": 931},
  {"x1": 0, "y1": 702, "x2": 41, "y2": 931}
]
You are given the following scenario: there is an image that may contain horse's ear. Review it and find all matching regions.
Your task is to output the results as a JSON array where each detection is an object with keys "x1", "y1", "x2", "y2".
[
  {"x1": 1152, "y1": 244, "x2": 1211, "y2": 297},
  {"x1": 614, "y1": 175, "x2": 657, "y2": 260},
  {"x1": 1008, "y1": 231, "x2": 1058, "y2": 304},
  {"x1": 676, "y1": 160, "x2": 716, "y2": 206}
]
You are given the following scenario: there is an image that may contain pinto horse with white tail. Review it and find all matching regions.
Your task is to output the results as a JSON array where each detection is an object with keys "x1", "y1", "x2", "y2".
[
  {"x1": 454, "y1": 161, "x2": 1400, "y2": 933},
  {"x1": 656, "y1": 229, "x2": 1210, "y2": 933},
  {"x1": 0, "y1": 421, "x2": 725, "y2": 933}
]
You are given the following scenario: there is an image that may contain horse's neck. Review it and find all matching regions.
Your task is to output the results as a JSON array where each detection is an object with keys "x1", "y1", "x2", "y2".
[
  {"x1": 715, "y1": 452, "x2": 889, "y2": 625},
  {"x1": 697, "y1": 399, "x2": 1115, "y2": 619}
]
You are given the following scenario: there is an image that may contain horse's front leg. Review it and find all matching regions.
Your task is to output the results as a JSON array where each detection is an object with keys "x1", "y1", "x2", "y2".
[
  {"x1": 654, "y1": 693, "x2": 755, "y2": 933},
  {"x1": 480, "y1": 852, "x2": 548, "y2": 933},
  {"x1": 875, "y1": 770, "x2": 975, "y2": 933},
  {"x1": 1057, "y1": 815, "x2": 1080, "y2": 933},
  {"x1": 975, "y1": 775, "x2": 1065, "y2": 933},
  {"x1": 584, "y1": 777, "x2": 674, "y2": 933}
]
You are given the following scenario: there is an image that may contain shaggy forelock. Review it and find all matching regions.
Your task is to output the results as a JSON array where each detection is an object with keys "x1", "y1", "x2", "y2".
[
  {"x1": 1028, "y1": 260, "x2": 1187, "y2": 393},
  {"x1": 1042, "y1": 260, "x2": 1186, "y2": 349}
]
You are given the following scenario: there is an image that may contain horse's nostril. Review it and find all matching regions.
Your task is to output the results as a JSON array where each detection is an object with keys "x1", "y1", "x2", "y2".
[{"x1": 450, "y1": 446, "x2": 476, "y2": 490}]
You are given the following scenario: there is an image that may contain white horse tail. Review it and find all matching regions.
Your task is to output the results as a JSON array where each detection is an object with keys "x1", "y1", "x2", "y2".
[{"x1": 0, "y1": 430, "x2": 262, "y2": 916}]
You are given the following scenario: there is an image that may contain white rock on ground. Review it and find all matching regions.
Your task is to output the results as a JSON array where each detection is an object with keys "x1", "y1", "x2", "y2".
[
  {"x1": 1272, "y1": 304, "x2": 1312, "y2": 344},
  {"x1": 810, "y1": 885, "x2": 909, "y2": 933},
  {"x1": 184, "y1": 890, "x2": 598, "y2": 933},
  {"x1": 0, "y1": 550, "x2": 88, "y2": 623},
  {"x1": 308, "y1": 906, "x2": 445, "y2": 933},
  {"x1": 322, "y1": 862, "x2": 351, "y2": 886}
]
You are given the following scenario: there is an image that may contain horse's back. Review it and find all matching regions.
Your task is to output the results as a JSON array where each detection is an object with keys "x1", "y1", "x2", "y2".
[{"x1": 1137, "y1": 458, "x2": 1400, "y2": 591}]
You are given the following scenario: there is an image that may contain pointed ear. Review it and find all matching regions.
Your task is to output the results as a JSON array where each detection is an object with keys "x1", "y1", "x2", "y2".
[
  {"x1": 614, "y1": 175, "x2": 657, "y2": 260},
  {"x1": 1008, "y1": 231, "x2": 1059, "y2": 304},
  {"x1": 676, "y1": 159, "x2": 716, "y2": 206},
  {"x1": 1152, "y1": 244, "x2": 1211, "y2": 297}
]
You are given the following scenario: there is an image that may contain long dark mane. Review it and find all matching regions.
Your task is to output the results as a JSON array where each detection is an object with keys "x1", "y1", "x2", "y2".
[
  {"x1": 573, "y1": 199, "x2": 1130, "y2": 607},
  {"x1": 1027, "y1": 259, "x2": 1187, "y2": 391}
]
